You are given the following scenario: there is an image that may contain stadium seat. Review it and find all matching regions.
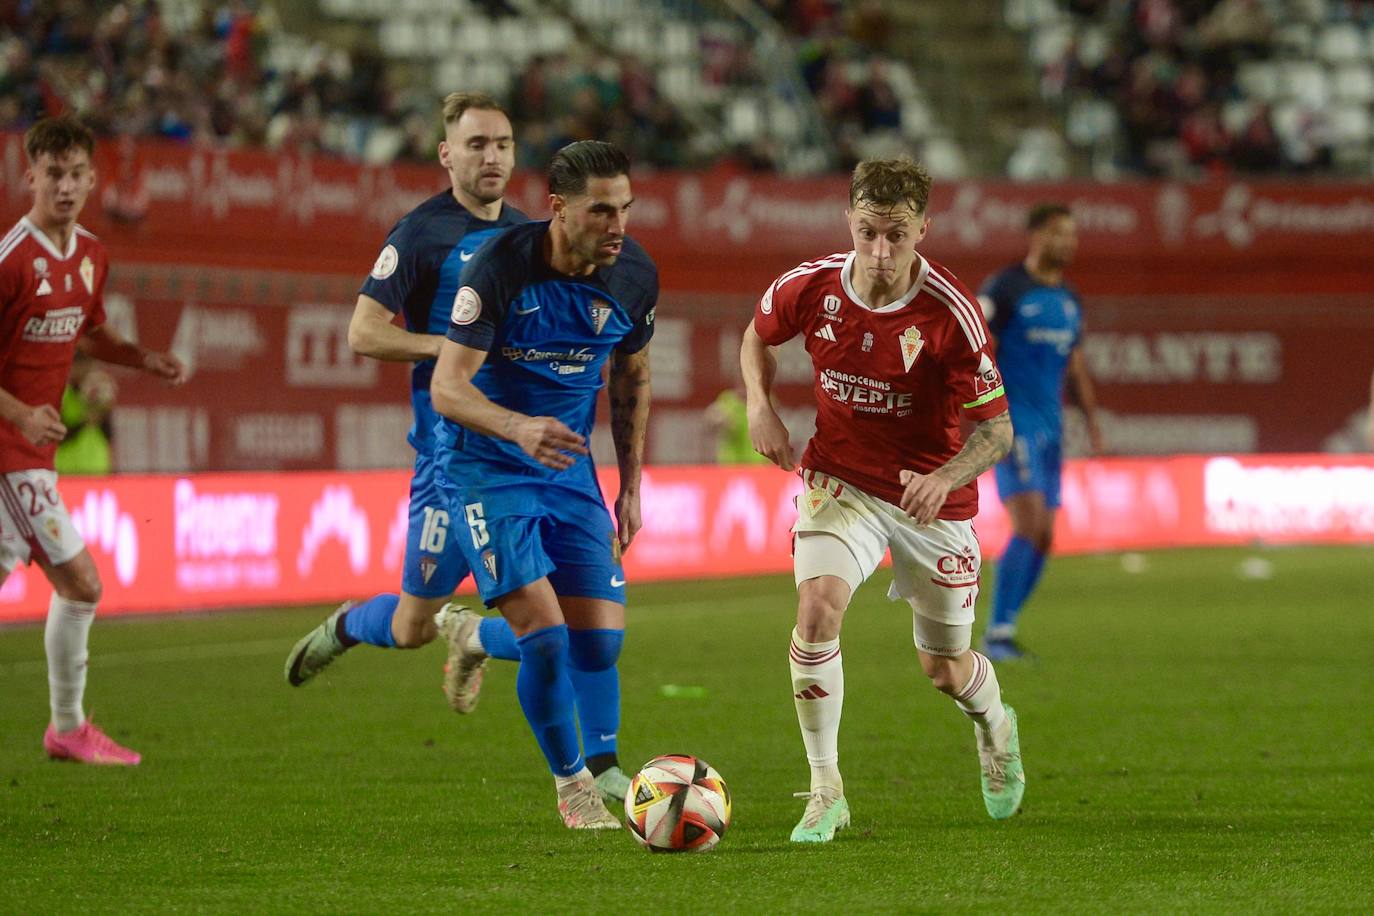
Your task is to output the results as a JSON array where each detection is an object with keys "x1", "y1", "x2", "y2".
[
  {"x1": 1332, "y1": 64, "x2": 1374, "y2": 105},
  {"x1": 1317, "y1": 23, "x2": 1364, "y2": 64},
  {"x1": 1237, "y1": 61, "x2": 1281, "y2": 104}
]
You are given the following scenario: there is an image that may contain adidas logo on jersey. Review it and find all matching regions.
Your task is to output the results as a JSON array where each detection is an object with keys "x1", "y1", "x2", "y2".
[
  {"x1": 813, "y1": 324, "x2": 837, "y2": 342},
  {"x1": 36, "y1": 278, "x2": 52, "y2": 296}
]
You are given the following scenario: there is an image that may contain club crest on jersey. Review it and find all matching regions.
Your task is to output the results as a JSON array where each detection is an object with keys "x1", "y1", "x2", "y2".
[
  {"x1": 862, "y1": 331, "x2": 874, "y2": 352},
  {"x1": 899, "y1": 326, "x2": 924, "y2": 372},
  {"x1": 802, "y1": 487, "x2": 832, "y2": 517},
  {"x1": 590, "y1": 300, "x2": 612, "y2": 334},
  {"x1": 481, "y1": 548, "x2": 499, "y2": 583},
  {"x1": 79, "y1": 256, "x2": 94, "y2": 294},
  {"x1": 33, "y1": 257, "x2": 48, "y2": 277},
  {"x1": 821, "y1": 294, "x2": 843, "y2": 322}
]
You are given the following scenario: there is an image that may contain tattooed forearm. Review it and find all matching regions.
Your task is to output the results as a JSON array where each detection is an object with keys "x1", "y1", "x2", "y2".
[
  {"x1": 934, "y1": 412, "x2": 1012, "y2": 490},
  {"x1": 609, "y1": 347, "x2": 652, "y2": 489}
]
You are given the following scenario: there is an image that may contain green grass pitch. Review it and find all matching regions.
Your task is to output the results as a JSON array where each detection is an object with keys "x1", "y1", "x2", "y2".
[{"x1": 2, "y1": 546, "x2": 1372, "y2": 913}]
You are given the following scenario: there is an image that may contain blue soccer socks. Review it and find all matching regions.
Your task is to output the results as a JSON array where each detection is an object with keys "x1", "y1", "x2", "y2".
[
  {"x1": 568, "y1": 628, "x2": 624, "y2": 762},
  {"x1": 478, "y1": 615, "x2": 520, "y2": 661},
  {"x1": 990, "y1": 537, "x2": 1045, "y2": 637},
  {"x1": 340, "y1": 594, "x2": 399, "y2": 648},
  {"x1": 516, "y1": 625, "x2": 584, "y2": 777}
]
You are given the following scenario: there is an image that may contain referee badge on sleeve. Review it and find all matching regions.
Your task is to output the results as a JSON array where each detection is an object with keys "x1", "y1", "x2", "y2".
[
  {"x1": 451, "y1": 287, "x2": 481, "y2": 326},
  {"x1": 370, "y1": 244, "x2": 398, "y2": 280}
]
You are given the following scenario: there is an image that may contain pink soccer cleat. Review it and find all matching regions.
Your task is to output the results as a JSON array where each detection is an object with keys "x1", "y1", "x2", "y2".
[{"x1": 43, "y1": 720, "x2": 142, "y2": 766}]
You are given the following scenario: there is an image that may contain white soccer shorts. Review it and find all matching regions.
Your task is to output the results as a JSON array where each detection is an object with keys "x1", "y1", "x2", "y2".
[
  {"x1": 792, "y1": 468, "x2": 981, "y2": 625},
  {"x1": 0, "y1": 469, "x2": 86, "y2": 573}
]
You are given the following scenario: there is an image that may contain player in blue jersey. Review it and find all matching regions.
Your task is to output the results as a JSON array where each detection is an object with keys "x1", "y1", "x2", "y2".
[
  {"x1": 283, "y1": 92, "x2": 525, "y2": 683},
  {"x1": 430, "y1": 140, "x2": 655, "y2": 829},
  {"x1": 978, "y1": 203, "x2": 1103, "y2": 661}
]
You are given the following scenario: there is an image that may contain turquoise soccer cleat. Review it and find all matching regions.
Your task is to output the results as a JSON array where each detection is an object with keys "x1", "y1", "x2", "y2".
[
  {"x1": 789, "y1": 788, "x2": 850, "y2": 843},
  {"x1": 979, "y1": 704, "x2": 1025, "y2": 820}
]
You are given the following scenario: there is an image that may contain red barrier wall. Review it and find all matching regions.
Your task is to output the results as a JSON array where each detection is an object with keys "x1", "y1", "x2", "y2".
[
  {"x1": 3, "y1": 456, "x2": 1371, "y2": 624},
  {"x1": 3, "y1": 136, "x2": 1372, "y2": 468}
]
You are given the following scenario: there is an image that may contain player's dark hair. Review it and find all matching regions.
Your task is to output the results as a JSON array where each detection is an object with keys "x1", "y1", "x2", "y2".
[
  {"x1": 24, "y1": 115, "x2": 95, "y2": 163},
  {"x1": 849, "y1": 158, "x2": 932, "y2": 215},
  {"x1": 441, "y1": 91, "x2": 508, "y2": 125},
  {"x1": 548, "y1": 141, "x2": 631, "y2": 197},
  {"x1": 1027, "y1": 202, "x2": 1072, "y2": 232}
]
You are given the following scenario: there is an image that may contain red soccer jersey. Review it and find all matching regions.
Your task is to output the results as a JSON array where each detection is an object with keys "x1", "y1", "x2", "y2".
[
  {"x1": 0, "y1": 218, "x2": 109, "y2": 472},
  {"x1": 754, "y1": 250, "x2": 1008, "y2": 519}
]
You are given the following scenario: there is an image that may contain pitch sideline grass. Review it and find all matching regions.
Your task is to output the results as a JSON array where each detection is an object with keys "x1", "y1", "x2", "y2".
[{"x1": 1, "y1": 546, "x2": 1371, "y2": 913}]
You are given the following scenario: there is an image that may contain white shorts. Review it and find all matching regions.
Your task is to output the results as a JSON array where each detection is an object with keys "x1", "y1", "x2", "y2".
[
  {"x1": 792, "y1": 468, "x2": 981, "y2": 625},
  {"x1": 0, "y1": 469, "x2": 86, "y2": 574}
]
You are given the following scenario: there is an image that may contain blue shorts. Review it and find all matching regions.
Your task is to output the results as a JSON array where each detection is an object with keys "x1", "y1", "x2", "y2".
[
  {"x1": 994, "y1": 428, "x2": 1063, "y2": 509},
  {"x1": 401, "y1": 451, "x2": 471, "y2": 599},
  {"x1": 435, "y1": 463, "x2": 625, "y2": 607}
]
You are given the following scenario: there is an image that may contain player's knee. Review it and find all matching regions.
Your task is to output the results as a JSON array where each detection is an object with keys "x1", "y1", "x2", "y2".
[
  {"x1": 57, "y1": 575, "x2": 101, "y2": 605},
  {"x1": 1035, "y1": 527, "x2": 1054, "y2": 555},
  {"x1": 919, "y1": 653, "x2": 963, "y2": 693},
  {"x1": 391, "y1": 617, "x2": 434, "y2": 649},
  {"x1": 567, "y1": 628, "x2": 623, "y2": 672},
  {"x1": 796, "y1": 587, "x2": 845, "y2": 642}
]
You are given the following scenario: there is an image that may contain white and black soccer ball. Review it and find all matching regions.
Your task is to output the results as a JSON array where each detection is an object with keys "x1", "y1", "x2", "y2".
[{"x1": 624, "y1": 755, "x2": 731, "y2": 852}]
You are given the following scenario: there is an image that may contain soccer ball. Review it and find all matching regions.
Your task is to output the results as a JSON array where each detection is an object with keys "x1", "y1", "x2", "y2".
[{"x1": 624, "y1": 755, "x2": 731, "y2": 852}]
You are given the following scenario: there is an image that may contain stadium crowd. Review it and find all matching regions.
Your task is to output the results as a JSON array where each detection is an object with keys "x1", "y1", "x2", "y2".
[
  {"x1": 0, "y1": 0, "x2": 919, "y2": 171},
  {"x1": 1028, "y1": 0, "x2": 1374, "y2": 175}
]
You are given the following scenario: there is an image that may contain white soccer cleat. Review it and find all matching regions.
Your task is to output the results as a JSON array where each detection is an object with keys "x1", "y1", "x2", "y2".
[
  {"x1": 558, "y1": 777, "x2": 622, "y2": 830},
  {"x1": 436, "y1": 604, "x2": 487, "y2": 714}
]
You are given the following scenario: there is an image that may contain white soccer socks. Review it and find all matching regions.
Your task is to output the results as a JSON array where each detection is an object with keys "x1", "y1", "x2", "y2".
[
  {"x1": 953, "y1": 651, "x2": 1009, "y2": 747},
  {"x1": 45, "y1": 595, "x2": 96, "y2": 732},
  {"x1": 790, "y1": 628, "x2": 845, "y2": 792}
]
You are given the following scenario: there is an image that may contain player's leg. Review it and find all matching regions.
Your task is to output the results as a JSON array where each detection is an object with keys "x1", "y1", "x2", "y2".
[
  {"x1": 559, "y1": 596, "x2": 628, "y2": 800},
  {"x1": 543, "y1": 487, "x2": 631, "y2": 801},
  {"x1": 785, "y1": 473, "x2": 887, "y2": 842},
  {"x1": 495, "y1": 578, "x2": 618, "y2": 829},
  {"x1": 987, "y1": 434, "x2": 1053, "y2": 659},
  {"x1": 894, "y1": 518, "x2": 1023, "y2": 818},
  {"x1": 38, "y1": 549, "x2": 140, "y2": 765},
  {"x1": 0, "y1": 470, "x2": 139, "y2": 766},
  {"x1": 286, "y1": 455, "x2": 476, "y2": 686},
  {"x1": 457, "y1": 484, "x2": 617, "y2": 830}
]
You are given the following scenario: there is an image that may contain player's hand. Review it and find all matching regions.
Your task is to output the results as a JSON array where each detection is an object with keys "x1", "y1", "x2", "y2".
[
  {"x1": 143, "y1": 350, "x2": 187, "y2": 386},
  {"x1": 748, "y1": 407, "x2": 795, "y2": 471},
  {"x1": 18, "y1": 404, "x2": 67, "y2": 446},
  {"x1": 615, "y1": 488, "x2": 642, "y2": 555},
  {"x1": 898, "y1": 469, "x2": 953, "y2": 526},
  {"x1": 511, "y1": 415, "x2": 588, "y2": 470}
]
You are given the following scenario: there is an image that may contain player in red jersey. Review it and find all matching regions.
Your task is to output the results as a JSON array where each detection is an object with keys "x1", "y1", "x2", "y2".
[
  {"x1": 0, "y1": 116, "x2": 184, "y2": 765},
  {"x1": 741, "y1": 159, "x2": 1023, "y2": 841}
]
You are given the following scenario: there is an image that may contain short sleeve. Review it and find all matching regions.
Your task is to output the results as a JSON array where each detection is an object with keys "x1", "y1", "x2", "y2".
[
  {"x1": 358, "y1": 221, "x2": 421, "y2": 313},
  {"x1": 752, "y1": 272, "x2": 804, "y2": 346},
  {"x1": 444, "y1": 244, "x2": 509, "y2": 352},
  {"x1": 615, "y1": 260, "x2": 659, "y2": 355},
  {"x1": 941, "y1": 273, "x2": 1008, "y2": 420},
  {"x1": 88, "y1": 252, "x2": 108, "y2": 328}
]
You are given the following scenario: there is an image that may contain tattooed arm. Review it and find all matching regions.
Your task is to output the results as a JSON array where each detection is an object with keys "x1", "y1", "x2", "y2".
[
  {"x1": 898, "y1": 411, "x2": 1013, "y2": 524},
  {"x1": 608, "y1": 345, "x2": 652, "y2": 553}
]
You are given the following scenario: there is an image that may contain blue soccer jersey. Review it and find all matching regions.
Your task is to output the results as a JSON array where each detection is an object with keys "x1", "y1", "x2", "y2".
[
  {"x1": 433, "y1": 220, "x2": 658, "y2": 604},
  {"x1": 358, "y1": 191, "x2": 527, "y2": 598},
  {"x1": 359, "y1": 191, "x2": 528, "y2": 456},
  {"x1": 980, "y1": 263, "x2": 1083, "y2": 438}
]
